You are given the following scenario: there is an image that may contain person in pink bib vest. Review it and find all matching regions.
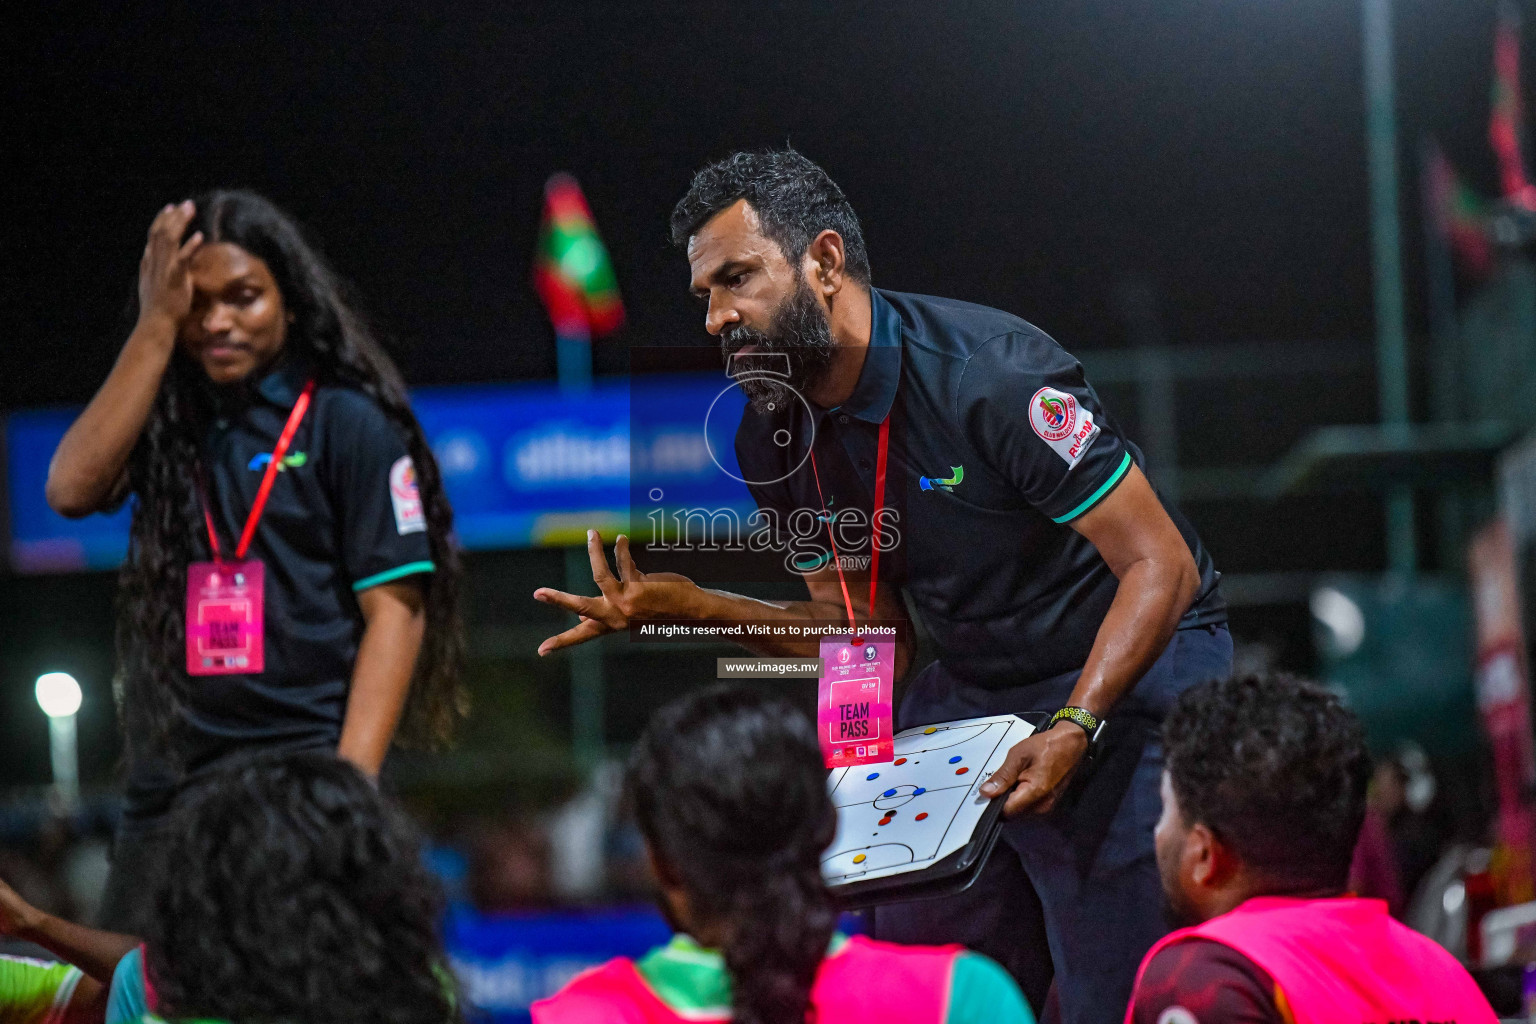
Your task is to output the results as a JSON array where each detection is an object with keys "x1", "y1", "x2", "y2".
[
  {"x1": 532, "y1": 685, "x2": 1034, "y2": 1024},
  {"x1": 1126, "y1": 673, "x2": 1496, "y2": 1024}
]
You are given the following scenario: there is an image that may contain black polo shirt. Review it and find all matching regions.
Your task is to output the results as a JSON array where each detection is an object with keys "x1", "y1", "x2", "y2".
[
  {"x1": 734, "y1": 289, "x2": 1225, "y2": 688},
  {"x1": 167, "y1": 356, "x2": 435, "y2": 771}
]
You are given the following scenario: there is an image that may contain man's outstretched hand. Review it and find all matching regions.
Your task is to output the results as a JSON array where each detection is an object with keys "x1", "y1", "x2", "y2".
[{"x1": 534, "y1": 531, "x2": 696, "y2": 656}]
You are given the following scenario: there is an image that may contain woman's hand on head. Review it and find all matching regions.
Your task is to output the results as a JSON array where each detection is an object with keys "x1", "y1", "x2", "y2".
[{"x1": 137, "y1": 200, "x2": 204, "y2": 334}]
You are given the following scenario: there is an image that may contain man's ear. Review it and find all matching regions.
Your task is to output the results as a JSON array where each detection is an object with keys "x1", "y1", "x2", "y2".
[
  {"x1": 805, "y1": 229, "x2": 847, "y2": 297},
  {"x1": 1188, "y1": 822, "x2": 1237, "y2": 889}
]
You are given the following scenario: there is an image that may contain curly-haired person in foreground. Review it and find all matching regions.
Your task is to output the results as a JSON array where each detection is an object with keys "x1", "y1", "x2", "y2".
[
  {"x1": 3, "y1": 753, "x2": 460, "y2": 1024},
  {"x1": 1126, "y1": 673, "x2": 1495, "y2": 1024},
  {"x1": 533, "y1": 686, "x2": 1033, "y2": 1024}
]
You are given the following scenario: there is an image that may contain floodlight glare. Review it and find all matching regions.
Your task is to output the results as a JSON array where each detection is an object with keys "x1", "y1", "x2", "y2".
[{"x1": 35, "y1": 672, "x2": 82, "y2": 719}]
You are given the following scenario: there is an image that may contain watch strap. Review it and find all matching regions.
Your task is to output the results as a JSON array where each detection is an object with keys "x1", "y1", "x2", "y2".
[{"x1": 1049, "y1": 706, "x2": 1102, "y2": 742}]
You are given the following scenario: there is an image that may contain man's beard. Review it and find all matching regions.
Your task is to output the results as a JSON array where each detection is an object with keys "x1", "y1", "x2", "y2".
[
  {"x1": 1159, "y1": 888, "x2": 1202, "y2": 931},
  {"x1": 1157, "y1": 848, "x2": 1203, "y2": 930},
  {"x1": 721, "y1": 278, "x2": 836, "y2": 414}
]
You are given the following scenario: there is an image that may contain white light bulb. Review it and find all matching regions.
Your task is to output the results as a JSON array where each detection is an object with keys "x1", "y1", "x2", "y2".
[{"x1": 35, "y1": 672, "x2": 82, "y2": 719}]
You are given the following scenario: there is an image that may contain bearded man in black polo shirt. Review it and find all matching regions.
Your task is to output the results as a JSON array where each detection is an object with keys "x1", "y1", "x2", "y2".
[{"x1": 534, "y1": 149, "x2": 1232, "y2": 1024}]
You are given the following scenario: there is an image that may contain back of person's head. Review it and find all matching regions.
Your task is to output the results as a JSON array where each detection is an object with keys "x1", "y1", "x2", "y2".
[
  {"x1": 1163, "y1": 673, "x2": 1372, "y2": 893},
  {"x1": 670, "y1": 148, "x2": 871, "y2": 284},
  {"x1": 145, "y1": 752, "x2": 460, "y2": 1024},
  {"x1": 628, "y1": 685, "x2": 837, "y2": 1024}
]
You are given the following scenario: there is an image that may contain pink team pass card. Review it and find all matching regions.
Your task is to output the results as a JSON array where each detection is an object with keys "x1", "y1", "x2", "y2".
[
  {"x1": 185, "y1": 560, "x2": 264, "y2": 676},
  {"x1": 818, "y1": 635, "x2": 895, "y2": 769}
]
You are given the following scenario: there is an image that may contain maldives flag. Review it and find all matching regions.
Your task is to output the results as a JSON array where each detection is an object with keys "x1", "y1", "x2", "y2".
[
  {"x1": 532, "y1": 173, "x2": 625, "y2": 337},
  {"x1": 1491, "y1": 1, "x2": 1536, "y2": 209},
  {"x1": 1426, "y1": 141, "x2": 1493, "y2": 278}
]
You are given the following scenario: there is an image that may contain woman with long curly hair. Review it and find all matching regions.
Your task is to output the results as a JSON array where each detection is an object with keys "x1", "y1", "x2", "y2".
[
  {"x1": 46, "y1": 192, "x2": 464, "y2": 932},
  {"x1": 533, "y1": 686, "x2": 1034, "y2": 1024}
]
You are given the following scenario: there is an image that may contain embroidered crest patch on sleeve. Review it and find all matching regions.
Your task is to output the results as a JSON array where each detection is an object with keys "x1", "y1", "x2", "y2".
[
  {"x1": 1028, "y1": 387, "x2": 1100, "y2": 468},
  {"x1": 389, "y1": 456, "x2": 427, "y2": 534}
]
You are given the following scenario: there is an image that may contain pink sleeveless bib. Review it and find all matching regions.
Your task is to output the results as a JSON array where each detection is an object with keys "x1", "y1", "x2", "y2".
[
  {"x1": 1126, "y1": 897, "x2": 1496, "y2": 1024},
  {"x1": 532, "y1": 935, "x2": 960, "y2": 1024}
]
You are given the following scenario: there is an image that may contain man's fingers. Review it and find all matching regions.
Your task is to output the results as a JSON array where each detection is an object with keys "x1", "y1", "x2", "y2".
[
  {"x1": 178, "y1": 230, "x2": 204, "y2": 262},
  {"x1": 1032, "y1": 787, "x2": 1064, "y2": 815},
  {"x1": 979, "y1": 748, "x2": 1028, "y2": 799},
  {"x1": 533, "y1": 587, "x2": 601, "y2": 618},
  {"x1": 615, "y1": 534, "x2": 640, "y2": 584},
  {"x1": 538, "y1": 617, "x2": 610, "y2": 656},
  {"x1": 155, "y1": 200, "x2": 193, "y2": 236},
  {"x1": 586, "y1": 529, "x2": 620, "y2": 597},
  {"x1": 1002, "y1": 774, "x2": 1053, "y2": 817},
  {"x1": 146, "y1": 207, "x2": 173, "y2": 256},
  {"x1": 148, "y1": 203, "x2": 195, "y2": 261}
]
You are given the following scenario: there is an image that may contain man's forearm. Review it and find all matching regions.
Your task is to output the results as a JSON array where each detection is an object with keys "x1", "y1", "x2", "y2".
[
  {"x1": 534, "y1": 531, "x2": 915, "y2": 674},
  {"x1": 46, "y1": 314, "x2": 176, "y2": 517},
  {"x1": 692, "y1": 588, "x2": 916, "y2": 679},
  {"x1": 1065, "y1": 557, "x2": 1194, "y2": 718},
  {"x1": 693, "y1": 587, "x2": 855, "y2": 656},
  {"x1": 339, "y1": 619, "x2": 422, "y2": 776},
  {"x1": 339, "y1": 582, "x2": 426, "y2": 776},
  {"x1": 15, "y1": 911, "x2": 139, "y2": 984}
]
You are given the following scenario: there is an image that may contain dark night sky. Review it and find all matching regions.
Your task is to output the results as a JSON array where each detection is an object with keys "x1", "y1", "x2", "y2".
[{"x1": 0, "y1": 0, "x2": 1508, "y2": 411}]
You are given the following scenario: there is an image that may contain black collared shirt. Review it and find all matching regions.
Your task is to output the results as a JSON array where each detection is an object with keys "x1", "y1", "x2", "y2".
[
  {"x1": 735, "y1": 289, "x2": 1224, "y2": 688},
  {"x1": 160, "y1": 357, "x2": 434, "y2": 771}
]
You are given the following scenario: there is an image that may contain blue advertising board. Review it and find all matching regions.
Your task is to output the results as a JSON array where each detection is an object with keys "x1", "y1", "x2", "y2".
[
  {"x1": 5, "y1": 409, "x2": 136, "y2": 572},
  {"x1": 444, "y1": 904, "x2": 673, "y2": 1022},
  {"x1": 441, "y1": 903, "x2": 870, "y2": 1022},
  {"x1": 4, "y1": 373, "x2": 756, "y2": 572}
]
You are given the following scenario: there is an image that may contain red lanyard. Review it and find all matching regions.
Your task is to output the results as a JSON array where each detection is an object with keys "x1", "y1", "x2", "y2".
[
  {"x1": 199, "y1": 380, "x2": 316, "y2": 564},
  {"x1": 808, "y1": 414, "x2": 891, "y2": 633}
]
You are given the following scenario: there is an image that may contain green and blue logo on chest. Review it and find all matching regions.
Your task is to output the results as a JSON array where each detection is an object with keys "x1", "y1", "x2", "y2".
[
  {"x1": 247, "y1": 451, "x2": 309, "y2": 472},
  {"x1": 918, "y1": 466, "x2": 963, "y2": 492}
]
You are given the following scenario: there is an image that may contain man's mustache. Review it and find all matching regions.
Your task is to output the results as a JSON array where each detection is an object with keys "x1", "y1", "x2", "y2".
[{"x1": 720, "y1": 325, "x2": 771, "y2": 355}]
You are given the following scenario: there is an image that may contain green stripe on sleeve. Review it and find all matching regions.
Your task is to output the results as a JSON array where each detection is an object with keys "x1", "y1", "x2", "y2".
[
  {"x1": 46, "y1": 966, "x2": 81, "y2": 1024},
  {"x1": 946, "y1": 952, "x2": 1036, "y2": 1024},
  {"x1": 1052, "y1": 451, "x2": 1133, "y2": 524},
  {"x1": 0, "y1": 957, "x2": 82, "y2": 1024},
  {"x1": 352, "y1": 560, "x2": 436, "y2": 592},
  {"x1": 791, "y1": 550, "x2": 832, "y2": 573}
]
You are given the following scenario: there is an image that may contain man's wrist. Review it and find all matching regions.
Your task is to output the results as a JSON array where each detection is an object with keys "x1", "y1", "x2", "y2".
[
  {"x1": 1047, "y1": 719, "x2": 1091, "y2": 750},
  {"x1": 674, "y1": 581, "x2": 713, "y2": 620},
  {"x1": 131, "y1": 308, "x2": 181, "y2": 348},
  {"x1": 10, "y1": 903, "x2": 48, "y2": 941}
]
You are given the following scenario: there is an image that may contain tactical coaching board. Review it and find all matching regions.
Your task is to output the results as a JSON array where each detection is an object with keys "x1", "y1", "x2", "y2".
[{"x1": 821, "y1": 715, "x2": 1032, "y2": 905}]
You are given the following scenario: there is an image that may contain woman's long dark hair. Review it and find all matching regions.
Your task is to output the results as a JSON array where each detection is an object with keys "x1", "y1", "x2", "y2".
[
  {"x1": 116, "y1": 189, "x2": 464, "y2": 765},
  {"x1": 628, "y1": 686, "x2": 837, "y2": 1024},
  {"x1": 146, "y1": 752, "x2": 462, "y2": 1024}
]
